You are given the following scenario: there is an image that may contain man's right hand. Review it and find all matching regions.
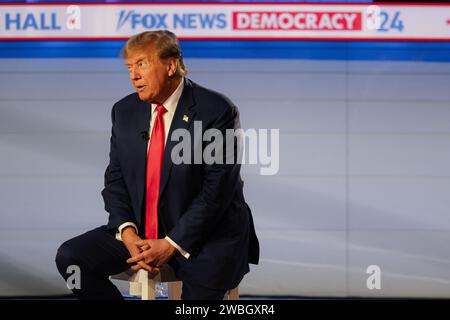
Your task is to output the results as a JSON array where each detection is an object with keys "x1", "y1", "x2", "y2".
[{"x1": 121, "y1": 227, "x2": 154, "y2": 272}]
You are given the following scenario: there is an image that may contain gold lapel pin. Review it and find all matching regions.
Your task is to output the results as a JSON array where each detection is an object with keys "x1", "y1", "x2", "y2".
[{"x1": 182, "y1": 115, "x2": 189, "y2": 122}]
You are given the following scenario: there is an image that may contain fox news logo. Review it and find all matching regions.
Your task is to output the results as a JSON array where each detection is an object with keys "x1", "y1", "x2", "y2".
[{"x1": 116, "y1": 10, "x2": 226, "y2": 30}]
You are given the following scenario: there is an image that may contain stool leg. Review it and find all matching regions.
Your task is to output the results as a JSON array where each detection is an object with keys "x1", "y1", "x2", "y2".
[
  {"x1": 168, "y1": 281, "x2": 182, "y2": 300},
  {"x1": 138, "y1": 270, "x2": 155, "y2": 300},
  {"x1": 144, "y1": 279, "x2": 156, "y2": 300}
]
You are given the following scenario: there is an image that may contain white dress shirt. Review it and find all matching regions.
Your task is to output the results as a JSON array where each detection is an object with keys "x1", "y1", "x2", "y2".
[{"x1": 115, "y1": 78, "x2": 190, "y2": 259}]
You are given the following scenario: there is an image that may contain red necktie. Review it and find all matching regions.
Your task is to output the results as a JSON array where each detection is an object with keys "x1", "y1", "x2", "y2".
[{"x1": 145, "y1": 104, "x2": 167, "y2": 239}]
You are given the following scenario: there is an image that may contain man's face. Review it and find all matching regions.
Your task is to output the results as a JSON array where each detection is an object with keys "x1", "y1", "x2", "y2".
[{"x1": 125, "y1": 49, "x2": 172, "y2": 103}]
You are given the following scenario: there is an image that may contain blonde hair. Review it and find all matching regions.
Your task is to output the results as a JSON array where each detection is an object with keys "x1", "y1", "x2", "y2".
[{"x1": 121, "y1": 30, "x2": 187, "y2": 76}]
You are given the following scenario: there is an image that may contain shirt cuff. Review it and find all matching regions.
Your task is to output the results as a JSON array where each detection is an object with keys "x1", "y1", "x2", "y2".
[
  {"x1": 115, "y1": 222, "x2": 138, "y2": 241},
  {"x1": 165, "y1": 236, "x2": 190, "y2": 259}
]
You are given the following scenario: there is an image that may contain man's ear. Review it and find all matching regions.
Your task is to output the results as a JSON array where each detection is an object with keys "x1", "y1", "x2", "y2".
[{"x1": 167, "y1": 58, "x2": 178, "y2": 78}]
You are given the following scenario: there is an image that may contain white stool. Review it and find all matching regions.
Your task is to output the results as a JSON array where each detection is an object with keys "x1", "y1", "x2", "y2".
[{"x1": 111, "y1": 265, "x2": 239, "y2": 300}]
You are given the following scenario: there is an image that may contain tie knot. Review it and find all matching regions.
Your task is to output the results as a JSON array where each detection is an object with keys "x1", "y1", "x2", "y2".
[{"x1": 156, "y1": 104, "x2": 167, "y2": 114}]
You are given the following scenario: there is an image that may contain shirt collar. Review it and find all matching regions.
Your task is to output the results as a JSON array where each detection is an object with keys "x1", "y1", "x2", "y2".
[{"x1": 151, "y1": 77, "x2": 184, "y2": 116}]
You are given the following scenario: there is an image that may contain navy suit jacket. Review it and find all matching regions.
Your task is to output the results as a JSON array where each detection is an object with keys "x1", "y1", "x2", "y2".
[{"x1": 101, "y1": 78, "x2": 259, "y2": 290}]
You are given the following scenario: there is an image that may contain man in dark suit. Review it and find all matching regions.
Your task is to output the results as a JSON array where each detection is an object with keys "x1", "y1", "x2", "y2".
[{"x1": 55, "y1": 30, "x2": 259, "y2": 300}]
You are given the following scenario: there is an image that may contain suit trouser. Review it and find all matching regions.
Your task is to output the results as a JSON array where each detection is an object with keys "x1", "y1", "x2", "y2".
[{"x1": 55, "y1": 226, "x2": 227, "y2": 300}]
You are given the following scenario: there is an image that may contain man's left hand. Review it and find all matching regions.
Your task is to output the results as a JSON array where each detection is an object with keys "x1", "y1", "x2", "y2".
[{"x1": 126, "y1": 238, "x2": 177, "y2": 271}]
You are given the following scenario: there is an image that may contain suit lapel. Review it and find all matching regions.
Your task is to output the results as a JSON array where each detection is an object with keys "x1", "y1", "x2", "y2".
[
  {"x1": 159, "y1": 79, "x2": 196, "y2": 202},
  {"x1": 135, "y1": 98, "x2": 152, "y2": 222}
]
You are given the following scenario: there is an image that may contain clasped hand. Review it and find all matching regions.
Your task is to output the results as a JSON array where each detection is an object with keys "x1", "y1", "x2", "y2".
[{"x1": 126, "y1": 238, "x2": 177, "y2": 272}]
